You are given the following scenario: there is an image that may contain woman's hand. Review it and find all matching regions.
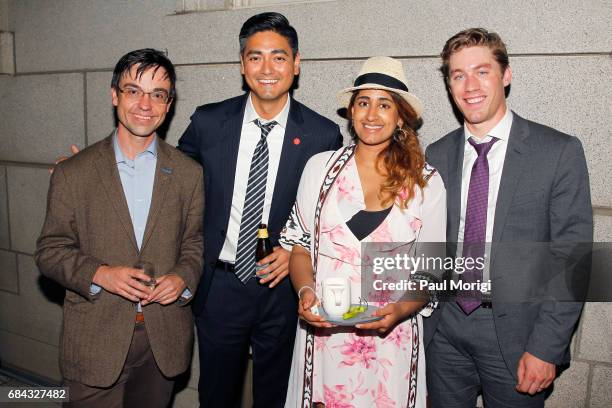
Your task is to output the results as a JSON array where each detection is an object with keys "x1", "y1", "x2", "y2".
[
  {"x1": 298, "y1": 287, "x2": 335, "y2": 328},
  {"x1": 355, "y1": 300, "x2": 425, "y2": 333}
]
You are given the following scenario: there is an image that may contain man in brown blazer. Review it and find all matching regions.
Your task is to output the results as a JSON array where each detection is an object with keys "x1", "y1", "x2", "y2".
[{"x1": 35, "y1": 49, "x2": 204, "y2": 407}]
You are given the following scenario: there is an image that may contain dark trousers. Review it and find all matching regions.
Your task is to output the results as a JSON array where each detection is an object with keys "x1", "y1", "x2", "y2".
[
  {"x1": 426, "y1": 302, "x2": 545, "y2": 408},
  {"x1": 64, "y1": 323, "x2": 174, "y2": 408},
  {"x1": 195, "y1": 265, "x2": 297, "y2": 408}
]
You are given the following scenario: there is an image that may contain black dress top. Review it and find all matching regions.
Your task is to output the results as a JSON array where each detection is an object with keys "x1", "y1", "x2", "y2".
[{"x1": 346, "y1": 206, "x2": 393, "y2": 241}]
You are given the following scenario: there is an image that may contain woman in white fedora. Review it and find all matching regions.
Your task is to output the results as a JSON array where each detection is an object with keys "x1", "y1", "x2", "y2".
[{"x1": 280, "y1": 56, "x2": 446, "y2": 407}]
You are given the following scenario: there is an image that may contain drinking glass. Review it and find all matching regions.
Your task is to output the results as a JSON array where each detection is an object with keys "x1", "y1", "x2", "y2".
[{"x1": 134, "y1": 261, "x2": 156, "y2": 288}]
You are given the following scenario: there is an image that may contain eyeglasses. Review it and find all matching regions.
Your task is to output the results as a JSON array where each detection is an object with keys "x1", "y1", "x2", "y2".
[{"x1": 117, "y1": 86, "x2": 172, "y2": 104}]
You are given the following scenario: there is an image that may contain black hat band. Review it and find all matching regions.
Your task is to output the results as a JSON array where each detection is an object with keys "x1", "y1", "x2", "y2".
[{"x1": 353, "y1": 72, "x2": 409, "y2": 92}]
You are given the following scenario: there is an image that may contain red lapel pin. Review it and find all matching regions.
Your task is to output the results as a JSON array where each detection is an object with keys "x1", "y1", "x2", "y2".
[{"x1": 293, "y1": 137, "x2": 301, "y2": 145}]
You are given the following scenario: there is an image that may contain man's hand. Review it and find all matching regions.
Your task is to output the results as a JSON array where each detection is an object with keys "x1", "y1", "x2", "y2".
[
  {"x1": 49, "y1": 144, "x2": 80, "y2": 174},
  {"x1": 516, "y1": 351, "x2": 556, "y2": 395},
  {"x1": 297, "y1": 287, "x2": 334, "y2": 328},
  {"x1": 257, "y1": 246, "x2": 289, "y2": 288},
  {"x1": 92, "y1": 265, "x2": 153, "y2": 302},
  {"x1": 142, "y1": 274, "x2": 186, "y2": 306},
  {"x1": 356, "y1": 300, "x2": 424, "y2": 334}
]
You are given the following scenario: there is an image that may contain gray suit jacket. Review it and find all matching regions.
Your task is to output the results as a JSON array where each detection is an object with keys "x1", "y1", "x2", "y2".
[
  {"x1": 35, "y1": 134, "x2": 204, "y2": 387},
  {"x1": 424, "y1": 112, "x2": 592, "y2": 374}
]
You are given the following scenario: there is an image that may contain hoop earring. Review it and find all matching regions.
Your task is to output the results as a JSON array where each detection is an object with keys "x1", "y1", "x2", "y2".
[{"x1": 393, "y1": 127, "x2": 408, "y2": 142}]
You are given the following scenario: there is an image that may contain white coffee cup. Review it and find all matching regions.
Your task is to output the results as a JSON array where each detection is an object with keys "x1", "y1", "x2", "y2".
[{"x1": 322, "y1": 277, "x2": 351, "y2": 318}]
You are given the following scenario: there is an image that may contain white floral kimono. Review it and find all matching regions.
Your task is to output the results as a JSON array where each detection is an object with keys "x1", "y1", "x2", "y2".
[{"x1": 280, "y1": 146, "x2": 446, "y2": 408}]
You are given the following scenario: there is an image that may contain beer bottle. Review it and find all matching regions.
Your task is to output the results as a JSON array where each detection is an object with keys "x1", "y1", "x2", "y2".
[{"x1": 255, "y1": 223, "x2": 273, "y2": 279}]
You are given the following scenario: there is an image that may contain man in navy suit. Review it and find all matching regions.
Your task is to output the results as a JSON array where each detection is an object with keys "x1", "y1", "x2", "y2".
[
  {"x1": 178, "y1": 12, "x2": 342, "y2": 407},
  {"x1": 425, "y1": 28, "x2": 592, "y2": 407}
]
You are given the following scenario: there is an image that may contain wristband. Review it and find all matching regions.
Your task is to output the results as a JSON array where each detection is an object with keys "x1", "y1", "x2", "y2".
[{"x1": 297, "y1": 285, "x2": 315, "y2": 299}]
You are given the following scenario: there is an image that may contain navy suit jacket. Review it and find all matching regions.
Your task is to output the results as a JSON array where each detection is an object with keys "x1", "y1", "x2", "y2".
[
  {"x1": 425, "y1": 112, "x2": 592, "y2": 374},
  {"x1": 178, "y1": 94, "x2": 343, "y2": 314}
]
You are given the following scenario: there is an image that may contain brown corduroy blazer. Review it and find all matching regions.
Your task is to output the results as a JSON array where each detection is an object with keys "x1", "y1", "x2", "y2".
[{"x1": 35, "y1": 134, "x2": 204, "y2": 387}]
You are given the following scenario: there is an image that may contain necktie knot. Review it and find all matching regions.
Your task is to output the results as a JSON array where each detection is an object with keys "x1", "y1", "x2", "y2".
[
  {"x1": 468, "y1": 136, "x2": 497, "y2": 157},
  {"x1": 254, "y1": 119, "x2": 278, "y2": 138}
]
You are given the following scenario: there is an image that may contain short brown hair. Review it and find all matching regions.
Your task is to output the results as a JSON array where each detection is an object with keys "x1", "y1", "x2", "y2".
[{"x1": 440, "y1": 28, "x2": 509, "y2": 80}]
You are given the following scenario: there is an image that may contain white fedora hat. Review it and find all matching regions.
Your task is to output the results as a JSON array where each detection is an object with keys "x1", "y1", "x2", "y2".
[{"x1": 337, "y1": 56, "x2": 423, "y2": 118}]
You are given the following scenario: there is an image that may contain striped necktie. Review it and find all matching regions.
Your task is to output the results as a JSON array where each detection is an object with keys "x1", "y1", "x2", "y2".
[
  {"x1": 457, "y1": 136, "x2": 497, "y2": 314},
  {"x1": 234, "y1": 119, "x2": 278, "y2": 283}
]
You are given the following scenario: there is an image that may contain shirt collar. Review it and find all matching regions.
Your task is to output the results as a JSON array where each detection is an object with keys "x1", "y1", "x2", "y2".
[
  {"x1": 464, "y1": 108, "x2": 513, "y2": 143},
  {"x1": 113, "y1": 129, "x2": 158, "y2": 164},
  {"x1": 243, "y1": 92, "x2": 291, "y2": 129}
]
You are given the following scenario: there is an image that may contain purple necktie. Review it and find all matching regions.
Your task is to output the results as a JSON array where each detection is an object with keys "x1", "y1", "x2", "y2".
[{"x1": 457, "y1": 136, "x2": 497, "y2": 314}]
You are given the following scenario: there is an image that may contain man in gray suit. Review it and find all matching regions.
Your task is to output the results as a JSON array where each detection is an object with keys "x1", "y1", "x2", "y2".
[
  {"x1": 425, "y1": 28, "x2": 592, "y2": 407},
  {"x1": 36, "y1": 49, "x2": 204, "y2": 407}
]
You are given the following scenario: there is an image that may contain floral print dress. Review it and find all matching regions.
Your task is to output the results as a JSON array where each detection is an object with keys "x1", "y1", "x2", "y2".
[{"x1": 280, "y1": 148, "x2": 446, "y2": 408}]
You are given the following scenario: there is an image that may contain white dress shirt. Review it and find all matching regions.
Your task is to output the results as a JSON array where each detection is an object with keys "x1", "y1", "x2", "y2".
[
  {"x1": 219, "y1": 93, "x2": 290, "y2": 263},
  {"x1": 458, "y1": 108, "x2": 513, "y2": 244}
]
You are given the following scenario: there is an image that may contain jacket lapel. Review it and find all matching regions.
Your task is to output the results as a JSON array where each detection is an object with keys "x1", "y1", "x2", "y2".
[
  {"x1": 447, "y1": 129, "x2": 465, "y2": 244},
  {"x1": 93, "y1": 134, "x2": 139, "y2": 252},
  {"x1": 491, "y1": 113, "x2": 530, "y2": 243},
  {"x1": 140, "y1": 139, "x2": 173, "y2": 252},
  {"x1": 220, "y1": 95, "x2": 248, "y2": 225},
  {"x1": 269, "y1": 98, "x2": 305, "y2": 223}
]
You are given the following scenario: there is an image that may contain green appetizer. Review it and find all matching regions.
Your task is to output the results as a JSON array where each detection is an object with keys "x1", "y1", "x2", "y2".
[{"x1": 342, "y1": 305, "x2": 367, "y2": 320}]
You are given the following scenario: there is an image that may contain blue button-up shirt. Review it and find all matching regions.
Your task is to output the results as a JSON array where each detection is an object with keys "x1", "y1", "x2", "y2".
[
  {"x1": 114, "y1": 132, "x2": 158, "y2": 248},
  {"x1": 92, "y1": 131, "x2": 190, "y2": 305}
]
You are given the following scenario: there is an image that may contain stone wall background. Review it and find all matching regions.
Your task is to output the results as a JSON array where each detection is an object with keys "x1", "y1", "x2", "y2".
[{"x1": 0, "y1": 0, "x2": 610, "y2": 406}]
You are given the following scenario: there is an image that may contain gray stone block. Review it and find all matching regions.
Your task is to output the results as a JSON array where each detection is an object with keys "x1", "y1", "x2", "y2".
[
  {"x1": 176, "y1": 0, "x2": 200, "y2": 13},
  {"x1": 506, "y1": 56, "x2": 611, "y2": 208},
  {"x1": 0, "y1": 249, "x2": 17, "y2": 293},
  {"x1": 0, "y1": 329, "x2": 61, "y2": 382},
  {"x1": 187, "y1": 335, "x2": 199, "y2": 389},
  {"x1": 594, "y1": 214, "x2": 612, "y2": 242},
  {"x1": 0, "y1": 166, "x2": 9, "y2": 249},
  {"x1": 0, "y1": 1, "x2": 10, "y2": 30},
  {"x1": 0, "y1": 255, "x2": 62, "y2": 346},
  {"x1": 7, "y1": 166, "x2": 50, "y2": 254},
  {"x1": 172, "y1": 386, "x2": 199, "y2": 408},
  {"x1": 166, "y1": 65, "x2": 244, "y2": 146},
  {"x1": 12, "y1": 0, "x2": 176, "y2": 73},
  {"x1": 86, "y1": 71, "x2": 115, "y2": 146},
  {"x1": 0, "y1": 31, "x2": 15, "y2": 74},
  {"x1": 163, "y1": 0, "x2": 612, "y2": 65},
  {"x1": 0, "y1": 284, "x2": 19, "y2": 333},
  {"x1": 590, "y1": 365, "x2": 612, "y2": 408},
  {"x1": 576, "y1": 302, "x2": 612, "y2": 363},
  {"x1": 544, "y1": 361, "x2": 589, "y2": 407},
  {"x1": 16, "y1": 255, "x2": 62, "y2": 345},
  {"x1": 0, "y1": 73, "x2": 85, "y2": 163}
]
